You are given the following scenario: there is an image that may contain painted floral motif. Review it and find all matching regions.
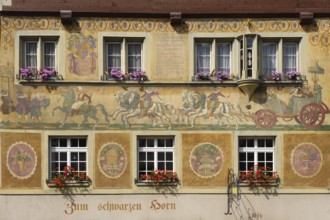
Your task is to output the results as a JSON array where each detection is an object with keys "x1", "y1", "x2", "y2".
[
  {"x1": 6, "y1": 142, "x2": 37, "y2": 179},
  {"x1": 291, "y1": 143, "x2": 323, "y2": 178},
  {"x1": 98, "y1": 143, "x2": 127, "y2": 178},
  {"x1": 189, "y1": 143, "x2": 223, "y2": 178}
]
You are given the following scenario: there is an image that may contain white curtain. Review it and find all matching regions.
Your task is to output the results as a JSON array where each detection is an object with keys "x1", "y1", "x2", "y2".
[
  {"x1": 107, "y1": 43, "x2": 121, "y2": 70},
  {"x1": 196, "y1": 43, "x2": 210, "y2": 73},
  {"x1": 217, "y1": 43, "x2": 231, "y2": 73},
  {"x1": 283, "y1": 43, "x2": 297, "y2": 73},
  {"x1": 262, "y1": 43, "x2": 277, "y2": 77},
  {"x1": 127, "y1": 43, "x2": 142, "y2": 72},
  {"x1": 43, "y1": 42, "x2": 55, "y2": 70},
  {"x1": 25, "y1": 42, "x2": 37, "y2": 70}
]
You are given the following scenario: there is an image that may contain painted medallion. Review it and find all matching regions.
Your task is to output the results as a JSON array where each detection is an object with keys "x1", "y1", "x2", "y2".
[
  {"x1": 291, "y1": 143, "x2": 323, "y2": 178},
  {"x1": 190, "y1": 143, "x2": 223, "y2": 178},
  {"x1": 98, "y1": 142, "x2": 127, "y2": 178},
  {"x1": 6, "y1": 142, "x2": 37, "y2": 179}
]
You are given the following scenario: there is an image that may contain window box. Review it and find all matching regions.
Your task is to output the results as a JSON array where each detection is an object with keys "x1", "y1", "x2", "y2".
[
  {"x1": 16, "y1": 73, "x2": 64, "y2": 81},
  {"x1": 101, "y1": 69, "x2": 148, "y2": 82},
  {"x1": 135, "y1": 178, "x2": 180, "y2": 187},
  {"x1": 46, "y1": 179, "x2": 91, "y2": 188}
]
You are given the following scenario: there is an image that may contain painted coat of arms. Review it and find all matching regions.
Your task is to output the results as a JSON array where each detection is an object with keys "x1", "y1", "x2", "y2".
[
  {"x1": 189, "y1": 143, "x2": 223, "y2": 178},
  {"x1": 98, "y1": 143, "x2": 127, "y2": 178},
  {"x1": 291, "y1": 143, "x2": 323, "y2": 178},
  {"x1": 6, "y1": 142, "x2": 37, "y2": 179}
]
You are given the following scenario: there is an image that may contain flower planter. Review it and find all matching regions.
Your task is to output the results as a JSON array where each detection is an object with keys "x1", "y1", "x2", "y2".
[
  {"x1": 17, "y1": 74, "x2": 64, "y2": 81},
  {"x1": 46, "y1": 180, "x2": 91, "y2": 188},
  {"x1": 135, "y1": 178, "x2": 179, "y2": 187}
]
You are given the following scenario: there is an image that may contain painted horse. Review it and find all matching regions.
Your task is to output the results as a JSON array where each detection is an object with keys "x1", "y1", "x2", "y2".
[{"x1": 52, "y1": 89, "x2": 109, "y2": 128}]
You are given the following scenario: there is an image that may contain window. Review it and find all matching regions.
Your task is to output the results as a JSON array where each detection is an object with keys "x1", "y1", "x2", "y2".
[
  {"x1": 195, "y1": 39, "x2": 232, "y2": 74},
  {"x1": 106, "y1": 38, "x2": 143, "y2": 73},
  {"x1": 261, "y1": 40, "x2": 299, "y2": 78},
  {"x1": 49, "y1": 137, "x2": 88, "y2": 179},
  {"x1": 238, "y1": 137, "x2": 275, "y2": 176},
  {"x1": 20, "y1": 37, "x2": 58, "y2": 71},
  {"x1": 137, "y1": 136, "x2": 174, "y2": 180}
]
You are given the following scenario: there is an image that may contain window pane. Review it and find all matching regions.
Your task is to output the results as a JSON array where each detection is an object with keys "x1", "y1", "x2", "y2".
[
  {"x1": 25, "y1": 42, "x2": 37, "y2": 69},
  {"x1": 79, "y1": 138, "x2": 87, "y2": 147},
  {"x1": 217, "y1": 43, "x2": 231, "y2": 73},
  {"x1": 257, "y1": 139, "x2": 265, "y2": 147},
  {"x1": 158, "y1": 152, "x2": 165, "y2": 160},
  {"x1": 139, "y1": 162, "x2": 146, "y2": 171},
  {"x1": 147, "y1": 139, "x2": 154, "y2": 147},
  {"x1": 247, "y1": 139, "x2": 254, "y2": 147},
  {"x1": 59, "y1": 152, "x2": 67, "y2": 161},
  {"x1": 59, "y1": 139, "x2": 67, "y2": 147},
  {"x1": 258, "y1": 152, "x2": 265, "y2": 161},
  {"x1": 239, "y1": 139, "x2": 246, "y2": 148},
  {"x1": 266, "y1": 153, "x2": 273, "y2": 161},
  {"x1": 166, "y1": 162, "x2": 173, "y2": 171},
  {"x1": 107, "y1": 43, "x2": 121, "y2": 70},
  {"x1": 50, "y1": 138, "x2": 58, "y2": 147},
  {"x1": 51, "y1": 152, "x2": 58, "y2": 161},
  {"x1": 158, "y1": 139, "x2": 165, "y2": 147},
  {"x1": 71, "y1": 162, "x2": 78, "y2": 170},
  {"x1": 71, "y1": 138, "x2": 78, "y2": 147},
  {"x1": 79, "y1": 152, "x2": 86, "y2": 161},
  {"x1": 79, "y1": 162, "x2": 86, "y2": 171},
  {"x1": 158, "y1": 162, "x2": 165, "y2": 170},
  {"x1": 71, "y1": 152, "x2": 78, "y2": 161},
  {"x1": 147, "y1": 152, "x2": 154, "y2": 160},
  {"x1": 139, "y1": 152, "x2": 146, "y2": 161},
  {"x1": 239, "y1": 162, "x2": 246, "y2": 171},
  {"x1": 147, "y1": 162, "x2": 154, "y2": 170},
  {"x1": 239, "y1": 152, "x2": 246, "y2": 161},
  {"x1": 258, "y1": 162, "x2": 265, "y2": 167},
  {"x1": 262, "y1": 43, "x2": 277, "y2": 77},
  {"x1": 43, "y1": 42, "x2": 55, "y2": 70},
  {"x1": 283, "y1": 43, "x2": 298, "y2": 73},
  {"x1": 266, "y1": 139, "x2": 273, "y2": 147},
  {"x1": 247, "y1": 152, "x2": 254, "y2": 161},
  {"x1": 166, "y1": 138, "x2": 173, "y2": 147},
  {"x1": 196, "y1": 43, "x2": 211, "y2": 73},
  {"x1": 127, "y1": 43, "x2": 142, "y2": 72},
  {"x1": 166, "y1": 152, "x2": 173, "y2": 161},
  {"x1": 138, "y1": 138, "x2": 146, "y2": 147},
  {"x1": 247, "y1": 162, "x2": 254, "y2": 170}
]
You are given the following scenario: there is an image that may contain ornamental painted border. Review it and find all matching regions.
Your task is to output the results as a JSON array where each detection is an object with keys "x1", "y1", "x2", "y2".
[
  {"x1": 97, "y1": 142, "x2": 127, "y2": 179},
  {"x1": 291, "y1": 142, "x2": 323, "y2": 178},
  {"x1": 189, "y1": 142, "x2": 224, "y2": 179},
  {"x1": 6, "y1": 141, "x2": 37, "y2": 179}
]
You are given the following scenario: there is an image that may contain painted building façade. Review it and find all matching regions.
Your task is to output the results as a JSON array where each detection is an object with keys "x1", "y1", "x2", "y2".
[{"x1": 0, "y1": 0, "x2": 329, "y2": 219}]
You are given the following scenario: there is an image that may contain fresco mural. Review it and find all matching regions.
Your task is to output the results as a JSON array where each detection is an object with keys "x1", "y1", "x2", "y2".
[
  {"x1": 98, "y1": 142, "x2": 127, "y2": 179},
  {"x1": 0, "y1": 82, "x2": 329, "y2": 130},
  {"x1": 67, "y1": 34, "x2": 97, "y2": 77},
  {"x1": 189, "y1": 143, "x2": 223, "y2": 178},
  {"x1": 291, "y1": 143, "x2": 323, "y2": 178},
  {"x1": 6, "y1": 142, "x2": 37, "y2": 179}
]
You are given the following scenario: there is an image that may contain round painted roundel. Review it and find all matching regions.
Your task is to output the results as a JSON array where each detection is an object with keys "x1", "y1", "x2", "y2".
[
  {"x1": 291, "y1": 143, "x2": 323, "y2": 178},
  {"x1": 6, "y1": 142, "x2": 37, "y2": 179},
  {"x1": 189, "y1": 143, "x2": 223, "y2": 178},
  {"x1": 98, "y1": 143, "x2": 127, "y2": 178}
]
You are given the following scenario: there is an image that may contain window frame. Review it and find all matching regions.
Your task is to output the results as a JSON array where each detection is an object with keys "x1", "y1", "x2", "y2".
[
  {"x1": 137, "y1": 136, "x2": 175, "y2": 182},
  {"x1": 194, "y1": 38, "x2": 233, "y2": 75},
  {"x1": 20, "y1": 36, "x2": 58, "y2": 71},
  {"x1": 104, "y1": 37, "x2": 144, "y2": 74},
  {"x1": 238, "y1": 136, "x2": 276, "y2": 176},
  {"x1": 260, "y1": 38, "x2": 300, "y2": 79},
  {"x1": 15, "y1": 30, "x2": 65, "y2": 82},
  {"x1": 48, "y1": 136, "x2": 88, "y2": 179}
]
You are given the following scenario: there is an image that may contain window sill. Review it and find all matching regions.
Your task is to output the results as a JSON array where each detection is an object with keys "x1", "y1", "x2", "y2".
[
  {"x1": 46, "y1": 180, "x2": 91, "y2": 188},
  {"x1": 134, "y1": 178, "x2": 180, "y2": 187},
  {"x1": 16, "y1": 74, "x2": 64, "y2": 81}
]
